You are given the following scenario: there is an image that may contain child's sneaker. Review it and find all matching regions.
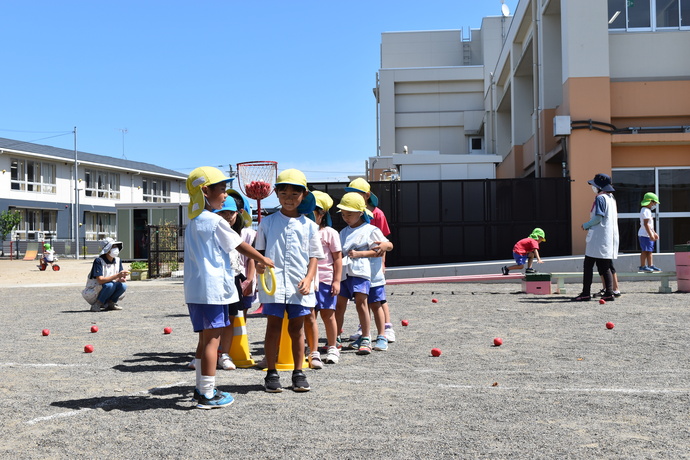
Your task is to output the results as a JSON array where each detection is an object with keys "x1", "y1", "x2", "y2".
[
  {"x1": 217, "y1": 353, "x2": 236, "y2": 370},
  {"x1": 639, "y1": 266, "x2": 653, "y2": 272},
  {"x1": 309, "y1": 352, "x2": 324, "y2": 369},
  {"x1": 187, "y1": 358, "x2": 196, "y2": 370},
  {"x1": 264, "y1": 371, "x2": 283, "y2": 393},
  {"x1": 291, "y1": 371, "x2": 311, "y2": 392},
  {"x1": 501, "y1": 266, "x2": 509, "y2": 275},
  {"x1": 105, "y1": 301, "x2": 122, "y2": 311},
  {"x1": 649, "y1": 265, "x2": 662, "y2": 272},
  {"x1": 325, "y1": 346, "x2": 340, "y2": 364},
  {"x1": 90, "y1": 301, "x2": 105, "y2": 312},
  {"x1": 335, "y1": 336, "x2": 343, "y2": 350},
  {"x1": 373, "y1": 335, "x2": 388, "y2": 351},
  {"x1": 525, "y1": 268, "x2": 536, "y2": 274},
  {"x1": 357, "y1": 338, "x2": 372, "y2": 355},
  {"x1": 196, "y1": 389, "x2": 234, "y2": 409},
  {"x1": 593, "y1": 288, "x2": 606, "y2": 298},
  {"x1": 348, "y1": 336, "x2": 362, "y2": 350},
  {"x1": 349, "y1": 325, "x2": 362, "y2": 341},
  {"x1": 384, "y1": 326, "x2": 396, "y2": 343}
]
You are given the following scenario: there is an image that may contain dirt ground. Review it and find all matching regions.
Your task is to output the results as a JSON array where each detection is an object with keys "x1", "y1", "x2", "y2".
[{"x1": 1, "y1": 258, "x2": 689, "y2": 459}]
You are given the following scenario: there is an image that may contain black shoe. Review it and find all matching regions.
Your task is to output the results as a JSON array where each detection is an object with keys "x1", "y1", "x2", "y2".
[
  {"x1": 600, "y1": 293, "x2": 615, "y2": 302},
  {"x1": 571, "y1": 293, "x2": 591, "y2": 301},
  {"x1": 593, "y1": 289, "x2": 606, "y2": 298},
  {"x1": 264, "y1": 371, "x2": 283, "y2": 393},
  {"x1": 291, "y1": 371, "x2": 311, "y2": 392},
  {"x1": 501, "y1": 266, "x2": 509, "y2": 275},
  {"x1": 525, "y1": 268, "x2": 536, "y2": 274}
]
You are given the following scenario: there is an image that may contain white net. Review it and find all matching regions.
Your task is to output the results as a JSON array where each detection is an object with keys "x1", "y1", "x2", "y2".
[{"x1": 237, "y1": 161, "x2": 278, "y2": 200}]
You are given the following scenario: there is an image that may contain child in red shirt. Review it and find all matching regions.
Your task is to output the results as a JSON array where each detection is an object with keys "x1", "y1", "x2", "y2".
[{"x1": 501, "y1": 228, "x2": 546, "y2": 275}]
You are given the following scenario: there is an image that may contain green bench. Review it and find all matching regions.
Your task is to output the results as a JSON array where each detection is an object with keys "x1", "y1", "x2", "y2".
[{"x1": 550, "y1": 271, "x2": 676, "y2": 294}]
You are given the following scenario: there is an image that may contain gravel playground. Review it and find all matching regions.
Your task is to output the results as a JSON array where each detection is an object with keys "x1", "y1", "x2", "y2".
[{"x1": 1, "y1": 259, "x2": 689, "y2": 459}]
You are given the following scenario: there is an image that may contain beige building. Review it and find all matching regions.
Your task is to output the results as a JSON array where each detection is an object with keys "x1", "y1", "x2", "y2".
[{"x1": 372, "y1": 0, "x2": 690, "y2": 254}]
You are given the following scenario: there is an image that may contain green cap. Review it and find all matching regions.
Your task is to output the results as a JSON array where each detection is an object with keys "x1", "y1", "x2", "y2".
[
  {"x1": 530, "y1": 228, "x2": 546, "y2": 242},
  {"x1": 641, "y1": 192, "x2": 659, "y2": 206}
]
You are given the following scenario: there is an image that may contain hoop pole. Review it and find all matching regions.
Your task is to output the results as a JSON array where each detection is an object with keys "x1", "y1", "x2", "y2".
[{"x1": 257, "y1": 199, "x2": 263, "y2": 223}]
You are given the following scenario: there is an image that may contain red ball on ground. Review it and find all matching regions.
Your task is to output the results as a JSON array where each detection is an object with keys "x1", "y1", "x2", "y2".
[
  {"x1": 163, "y1": 327, "x2": 172, "y2": 334},
  {"x1": 42, "y1": 329, "x2": 50, "y2": 336},
  {"x1": 606, "y1": 322, "x2": 615, "y2": 330},
  {"x1": 84, "y1": 344, "x2": 94, "y2": 353},
  {"x1": 401, "y1": 319, "x2": 409, "y2": 327},
  {"x1": 599, "y1": 299, "x2": 606, "y2": 305},
  {"x1": 431, "y1": 348, "x2": 442, "y2": 357},
  {"x1": 90, "y1": 325, "x2": 99, "y2": 333},
  {"x1": 432, "y1": 298, "x2": 438, "y2": 303},
  {"x1": 493, "y1": 337, "x2": 503, "y2": 346}
]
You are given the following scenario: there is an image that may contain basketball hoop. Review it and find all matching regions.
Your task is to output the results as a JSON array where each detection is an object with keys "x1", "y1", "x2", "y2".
[{"x1": 236, "y1": 161, "x2": 277, "y2": 223}]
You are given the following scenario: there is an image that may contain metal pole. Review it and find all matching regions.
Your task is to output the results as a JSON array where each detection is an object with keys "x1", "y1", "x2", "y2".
[{"x1": 74, "y1": 127, "x2": 79, "y2": 259}]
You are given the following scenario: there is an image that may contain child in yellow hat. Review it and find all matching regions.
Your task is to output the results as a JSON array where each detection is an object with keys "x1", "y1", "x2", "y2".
[
  {"x1": 335, "y1": 192, "x2": 393, "y2": 355},
  {"x1": 254, "y1": 169, "x2": 324, "y2": 392},
  {"x1": 638, "y1": 192, "x2": 661, "y2": 272},
  {"x1": 303, "y1": 190, "x2": 343, "y2": 367},
  {"x1": 184, "y1": 167, "x2": 273, "y2": 408}
]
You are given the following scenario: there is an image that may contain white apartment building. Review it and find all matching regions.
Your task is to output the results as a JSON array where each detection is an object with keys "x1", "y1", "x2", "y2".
[{"x1": 0, "y1": 137, "x2": 188, "y2": 258}]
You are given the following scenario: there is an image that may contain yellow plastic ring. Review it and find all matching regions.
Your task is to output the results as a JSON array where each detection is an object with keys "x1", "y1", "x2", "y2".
[{"x1": 260, "y1": 266, "x2": 276, "y2": 296}]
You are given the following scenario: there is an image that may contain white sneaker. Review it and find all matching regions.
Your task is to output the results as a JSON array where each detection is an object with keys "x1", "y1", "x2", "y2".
[
  {"x1": 187, "y1": 358, "x2": 196, "y2": 370},
  {"x1": 217, "y1": 353, "x2": 236, "y2": 370},
  {"x1": 309, "y1": 352, "x2": 324, "y2": 369},
  {"x1": 384, "y1": 327, "x2": 396, "y2": 343},
  {"x1": 349, "y1": 325, "x2": 362, "y2": 342},
  {"x1": 90, "y1": 301, "x2": 104, "y2": 312},
  {"x1": 325, "y1": 346, "x2": 340, "y2": 364}
]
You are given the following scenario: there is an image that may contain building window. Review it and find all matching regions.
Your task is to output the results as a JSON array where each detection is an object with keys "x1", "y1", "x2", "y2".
[
  {"x1": 608, "y1": 0, "x2": 690, "y2": 30},
  {"x1": 469, "y1": 137, "x2": 484, "y2": 154},
  {"x1": 84, "y1": 212, "x2": 117, "y2": 241},
  {"x1": 613, "y1": 167, "x2": 690, "y2": 253},
  {"x1": 10, "y1": 158, "x2": 56, "y2": 193},
  {"x1": 142, "y1": 177, "x2": 171, "y2": 203},
  {"x1": 9, "y1": 207, "x2": 57, "y2": 240},
  {"x1": 84, "y1": 168, "x2": 120, "y2": 199}
]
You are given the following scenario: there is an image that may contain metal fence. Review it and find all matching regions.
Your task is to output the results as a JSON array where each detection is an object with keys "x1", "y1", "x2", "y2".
[
  {"x1": 310, "y1": 177, "x2": 572, "y2": 267},
  {"x1": 147, "y1": 225, "x2": 185, "y2": 278}
]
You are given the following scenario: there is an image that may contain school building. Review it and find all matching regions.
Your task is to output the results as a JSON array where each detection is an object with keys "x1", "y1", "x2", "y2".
[
  {"x1": 0, "y1": 136, "x2": 188, "y2": 259},
  {"x1": 370, "y1": 0, "x2": 690, "y2": 254}
]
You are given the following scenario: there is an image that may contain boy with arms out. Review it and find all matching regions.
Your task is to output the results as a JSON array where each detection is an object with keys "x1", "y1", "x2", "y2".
[
  {"x1": 255, "y1": 169, "x2": 324, "y2": 392},
  {"x1": 185, "y1": 167, "x2": 273, "y2": 408}
]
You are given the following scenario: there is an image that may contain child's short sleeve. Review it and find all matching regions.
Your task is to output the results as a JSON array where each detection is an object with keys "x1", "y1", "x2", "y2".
[
  {"x1": 215, "y1": 219, "x2": 243, "y2": 253},
  {"x1": 368, "y1": 227, "x2": 388, "y2": 249}
]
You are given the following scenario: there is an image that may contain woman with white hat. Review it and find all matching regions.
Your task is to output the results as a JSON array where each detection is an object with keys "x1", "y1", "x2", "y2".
[{"x1": 88, "y1": 237, "x2": 129, "y2": 311}]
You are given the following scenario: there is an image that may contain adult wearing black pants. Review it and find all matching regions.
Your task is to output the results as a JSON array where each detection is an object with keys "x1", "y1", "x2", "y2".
[{"x1": 572, "y1": 173, "x2": 619, "y2": 302}]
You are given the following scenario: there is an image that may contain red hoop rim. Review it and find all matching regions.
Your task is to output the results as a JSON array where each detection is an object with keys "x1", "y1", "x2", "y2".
[{"x1": 237, "y1": 161, "x2": 278, "y2": 167}]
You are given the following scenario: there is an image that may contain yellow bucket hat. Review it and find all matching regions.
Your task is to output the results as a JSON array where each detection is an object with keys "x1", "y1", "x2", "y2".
[
  {"x1": 276, "y1": 168, "x2": 316, "y2": 214},
  {"x1": 345, "y1": 177, "x2": 379, "y2": 207},
  {"x1": 312, "y1": 190, "x2": 333, "y2": 227},
  {"x1": 186, "y1": 166, "x2": 232, "y2": 219},
  {"x1": 337, "y1": 192, "x2": 371, "y2": 223}
]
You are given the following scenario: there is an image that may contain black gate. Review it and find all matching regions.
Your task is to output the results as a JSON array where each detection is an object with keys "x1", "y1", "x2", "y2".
[
  {"x1": 310, "y1": 177, "x2": 571, "y2": 267},
  {"x1": 147, "y1": 225, "x2": 185, "y2": 278}
]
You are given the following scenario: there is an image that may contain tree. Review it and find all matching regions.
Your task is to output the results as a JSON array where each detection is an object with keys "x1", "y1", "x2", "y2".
[{"x1": 0, "y1": 210, "x2": 21, "y2": 256}]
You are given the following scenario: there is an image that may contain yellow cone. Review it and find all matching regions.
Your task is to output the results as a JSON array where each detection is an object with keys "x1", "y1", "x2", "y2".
[
  {"x1": 275, "y1": 316, "x2": 309, "y2": 370},
  {"x1": 229, "y1": 310, "x2": 255, "y2": 368}
]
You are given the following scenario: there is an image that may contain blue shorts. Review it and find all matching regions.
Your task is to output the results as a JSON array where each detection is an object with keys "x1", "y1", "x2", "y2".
[
  {"x1": 339, "y1": 276, "x2": 370, "y2": 300},
  {"x1": 513, "y1": 252, "x2": 529, "y2": 266},
  {"x1": 263, "y1": 303, "x2": 312, "y2": 319},
  {"x1": 315, "y1": 282, "x2": 337, "y2": 311},
  {"x1": 368, "y1": 285, "x2": 386, "y2": 303},
  {"x1": 187, "y1": 303, "x2": 231, "y2": 333},
  {"x1": 239, "y1": 294, "x2": 255, "y2": 310},
  {"x1": 639, "y1": 236, "x2": 655, "y2": 252}
]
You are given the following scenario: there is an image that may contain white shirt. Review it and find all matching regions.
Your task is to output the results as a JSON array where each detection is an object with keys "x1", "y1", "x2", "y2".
[
  {"x1": 340, "y1": 222, "x2": 387, "y2": 281},
  {"x1": 638, "y1": 207, "x2": 654, "y2": 237},
  {"x1": 255, "y1": 211, "x2": 324, "y2": 306},
  {"x1": 184, "y1": 210, "x2": 242, "y2": 305}
]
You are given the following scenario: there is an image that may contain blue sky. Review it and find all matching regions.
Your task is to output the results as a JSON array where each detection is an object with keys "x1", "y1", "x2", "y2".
[{"x1": 1, "y1": 0, "x2": 518, "y2": 188}]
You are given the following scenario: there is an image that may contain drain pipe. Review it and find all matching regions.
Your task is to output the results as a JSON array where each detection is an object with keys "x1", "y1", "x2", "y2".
[{"x1": 532, "y1": 0, "x2": 541, "y2": 178}]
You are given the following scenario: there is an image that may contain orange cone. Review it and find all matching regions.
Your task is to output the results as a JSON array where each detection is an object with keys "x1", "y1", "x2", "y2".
[
  {"x1": 229, "y1": 310, "x2": 255, "y2": 368},
  {"x1": 275, "y1": 316, "x2": 309, "y2": 370}
]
